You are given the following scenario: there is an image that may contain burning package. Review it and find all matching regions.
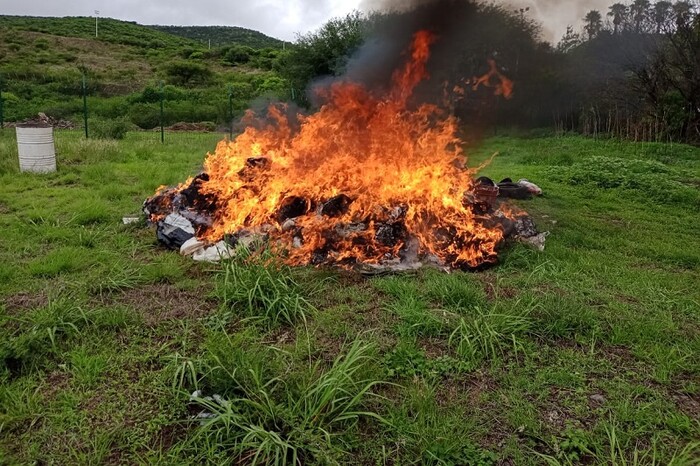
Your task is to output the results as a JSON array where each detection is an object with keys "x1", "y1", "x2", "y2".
[{"x1": 143, "y1": 31, "x2": 546, "y2": 272}]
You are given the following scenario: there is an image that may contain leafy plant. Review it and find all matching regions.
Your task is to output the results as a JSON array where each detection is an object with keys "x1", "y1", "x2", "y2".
[
  {"x1": 90, "y1": 118, "x2": 131, "y2": 140},
  {"x1": 383, "y1": 344, "x2": 473, "y2": 379}
]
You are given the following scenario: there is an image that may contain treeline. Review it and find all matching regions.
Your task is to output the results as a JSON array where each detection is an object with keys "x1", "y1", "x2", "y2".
[
  {"x1": 150, "y1": 25, "x2": 283, "y2": 49},
  {"x1": 276, "y1": 2, "x2": 700, "y2": 144},
  {"x1": 564, "y1": 1, "x2": 700, "y2": 142}
]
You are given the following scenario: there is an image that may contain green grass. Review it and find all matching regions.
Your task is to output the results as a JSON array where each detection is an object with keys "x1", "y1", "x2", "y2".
[{"x1": 0, "y1": 129, "x2": 698, "y2": 464}]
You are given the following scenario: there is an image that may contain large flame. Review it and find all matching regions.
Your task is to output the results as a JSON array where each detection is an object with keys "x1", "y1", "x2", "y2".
[{"x1": 162, "y1": 31, "x2": 516, "y2": 270}]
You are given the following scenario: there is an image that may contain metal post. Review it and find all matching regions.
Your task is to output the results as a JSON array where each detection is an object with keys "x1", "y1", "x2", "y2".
[
  {"x1": 82, "y1": 73, "x2": 89, "y2": 138},
  {"x1": 95, "y1": 10, "x2": 100, "y2": 38},
  {"x1": 0, "y1": 77, "x2": 4, "y2": 130},
  {"x1": 159, "y1": 81, "x2": 164, "y2": 144},
  {"x1": 228, "y1": 85, "x2": 234, "y2": 140}
]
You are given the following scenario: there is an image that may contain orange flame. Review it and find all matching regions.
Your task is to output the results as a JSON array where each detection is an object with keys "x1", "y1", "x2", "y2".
[{"x1": 168, "y1": 31, "x2": 516, "y2": 269}]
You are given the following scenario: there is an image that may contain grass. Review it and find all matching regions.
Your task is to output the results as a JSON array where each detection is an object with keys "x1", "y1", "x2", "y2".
[{"x1": 0, "y1": 129, "x2": 699, "y2": 464}]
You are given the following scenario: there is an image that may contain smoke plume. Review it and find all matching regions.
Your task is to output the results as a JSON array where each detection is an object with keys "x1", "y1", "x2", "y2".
[{"x1": 360, "y1": 0, "x2": 613, "y2": 43}]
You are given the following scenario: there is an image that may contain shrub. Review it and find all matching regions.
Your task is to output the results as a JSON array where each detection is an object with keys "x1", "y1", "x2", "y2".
[
  {"x1": 91, "y1": 118, "x2": 130, "y2": 140},
  {"x1": 129, "y1": 104, "x2": 160, "y2": 129},
  {"x1": 223, "y1": 45, "x2": 256, "y2": 65},
  {"x1": 164, "y1": 61, "x2": 213, "y2": 86}
]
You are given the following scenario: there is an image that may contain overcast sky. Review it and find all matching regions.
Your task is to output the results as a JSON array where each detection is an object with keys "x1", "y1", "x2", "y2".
[{"x1": 0, "y1": 0, "x2": 611, "y2": 43}]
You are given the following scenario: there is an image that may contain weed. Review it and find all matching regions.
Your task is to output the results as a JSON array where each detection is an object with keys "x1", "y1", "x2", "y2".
[
  {"x1": 68, "y1": 349, "x2": 108, "y2": 388},
  {"x1": 189, "y1": 339, "x2": 385, "y2": 464},
  {"x1": 383, "y1": 343, "x2": 473, "y2": 379},
  {"x1": 217, "y1": 249, "x2": 314, "y2": 328},
  {"x1": 449, "y1": 306, "x2": 532, "y2": 363}
]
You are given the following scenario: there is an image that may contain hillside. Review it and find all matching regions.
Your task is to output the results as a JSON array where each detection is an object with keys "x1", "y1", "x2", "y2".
[
  {"x1": 150, "y1": 25, "x2": 283, "y2": 49},
  {"x1": 0, "y1": 15, "x2": 291, "y2": 128},
  {"x1": 0, "y1": 16, "x2": 198, "y2": 50}
]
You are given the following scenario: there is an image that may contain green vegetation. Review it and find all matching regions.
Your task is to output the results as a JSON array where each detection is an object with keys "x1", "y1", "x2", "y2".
[
  {"x1": 0, "y1": 16, "x2": 290, "y2": 128},
  {"x1": 150, "y1": 25, "x2": 283, "y2": 49},
  {"x1": 1, "y1": 130, "x2": 698, "y2": 464}
]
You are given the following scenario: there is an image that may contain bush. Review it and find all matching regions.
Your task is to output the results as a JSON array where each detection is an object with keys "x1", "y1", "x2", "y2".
[
  {"x1": 163, "y1": 61, "x2": 213, "y2": 87},
  {"x1": 128, "y1": 104, "x2": 160, "y2": 129},
  {"x1": 91, "y1": 118, "x2": 130, "y2": 140},
  {"x1": 223, "y1": 45, "x2": 256, "y2": 65}
]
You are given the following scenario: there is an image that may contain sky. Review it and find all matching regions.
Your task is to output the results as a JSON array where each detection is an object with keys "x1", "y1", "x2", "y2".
[{"x1": 0, "y1": 0, "x2": 612, "y2": 43}]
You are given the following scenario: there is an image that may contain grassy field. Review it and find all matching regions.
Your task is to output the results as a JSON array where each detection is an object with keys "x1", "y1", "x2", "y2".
[{"x1": 0, "y1": 129, "x2": 698, "y2": 465}]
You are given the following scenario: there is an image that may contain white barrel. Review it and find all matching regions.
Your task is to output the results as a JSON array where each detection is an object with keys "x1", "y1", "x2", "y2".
[{"x1": 16, "y1": 125, "x2": 57, "y2": 173}]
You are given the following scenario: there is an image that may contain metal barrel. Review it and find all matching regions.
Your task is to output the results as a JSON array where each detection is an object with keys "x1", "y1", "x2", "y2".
[{"x1": 16, "y1": 125, "x2": 57, "y2": 173}]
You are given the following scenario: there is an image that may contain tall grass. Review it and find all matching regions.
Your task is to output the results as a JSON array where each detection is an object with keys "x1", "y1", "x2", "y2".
[
  {"x1": 217, "y1": 248, "x2": 314, "y2": 328},
  {"x1": 189, "y1": 339, "x2": 385, "y2": 465},
  {"x1": 449, "y1": 306, "x2": 532, "y2": 363}
]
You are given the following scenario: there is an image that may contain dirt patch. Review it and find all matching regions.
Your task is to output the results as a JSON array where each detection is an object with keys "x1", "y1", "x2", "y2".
[
  {"x1": 477, "y1": 273, "x2": 518, "y2": 301},
  {"x1": 98, "y1": 283, "x2": 217, "y2": 326},
  {"x1": 2, "y1": 291, "x2": 49, "y2": 315},
  {"x1": 418, "y1": 337, "x2": 452, "y2": 359}
]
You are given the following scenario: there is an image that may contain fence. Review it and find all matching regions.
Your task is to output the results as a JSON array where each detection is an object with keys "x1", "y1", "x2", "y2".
[{"x1": 0, "y1": 71, "x2": 306, "y2": 144}]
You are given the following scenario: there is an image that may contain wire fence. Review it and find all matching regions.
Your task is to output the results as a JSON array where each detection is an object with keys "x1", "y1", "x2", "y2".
[{"x1": 0, "y1": 71, "x2": 305, "y2": 144}]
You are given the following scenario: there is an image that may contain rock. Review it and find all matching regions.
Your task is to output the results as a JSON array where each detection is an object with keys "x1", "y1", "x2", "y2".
[{"x1": 590, "y1": 394, "x2": 606, "y2": 404}]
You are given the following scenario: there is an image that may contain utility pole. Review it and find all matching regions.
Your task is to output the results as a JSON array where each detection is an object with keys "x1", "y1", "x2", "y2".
[{"x1": 95, "y1": 10, "x2": 100, "y2": 38}]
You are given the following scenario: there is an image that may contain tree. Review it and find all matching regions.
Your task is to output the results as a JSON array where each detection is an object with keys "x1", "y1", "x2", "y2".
[
  {"x1": 608, "y1": 3, "x2": 629, "y2": 34},
  {"x1": 584, "y1": 10, "x2": 604, "y2": 39},
  {"x1": 653, "y1": 1, "x2": 674, "y2": 33},
  {"x1": 557, "y1": 25, "x2": 582, "y2": 52},
  {"x1": 278, "y1": 11, "x2": 368, "y2": 101},
  {"x1": 630, "y1": 0, "x2": 652, "y2": 32},
  {"x1": 633, "y1": 4, "x2": 700, "y2": 141},
  {"x1": 672, "y1": 1, "x2": 693, "y2": 29}
]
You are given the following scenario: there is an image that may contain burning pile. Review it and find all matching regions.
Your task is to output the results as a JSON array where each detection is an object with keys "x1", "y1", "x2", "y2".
[{"x1": 144, "y1": 31, "x2": 543, "y2": 272}]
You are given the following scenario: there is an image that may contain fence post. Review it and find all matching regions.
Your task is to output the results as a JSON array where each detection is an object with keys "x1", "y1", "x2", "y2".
[
  {"x1": 159, "y1": 81, "x2": 164, "y2": 144},
  {"x1": 82, "y1": 73, "x2": 89, "y2": 138},
  {"x1": 228, "y1": 85, "x2": 234, "y2": 140},
  {"x1": 0, "y1": 76, "x2": 4, "y2": 130}
]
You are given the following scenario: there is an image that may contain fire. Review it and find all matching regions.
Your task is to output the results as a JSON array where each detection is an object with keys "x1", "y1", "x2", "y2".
[{"x1": 151, "y1": 31, "x2": 517, "y2": 270}]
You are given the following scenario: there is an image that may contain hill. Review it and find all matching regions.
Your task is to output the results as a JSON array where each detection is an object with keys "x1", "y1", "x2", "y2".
[
  {"x1": 0, "y1": 15, "x2": 291, "y2": 129},
  {"x1": 149, "y1": 25, "x2": 284, "y2": 49},
  {"x1": 0, "y1": 15, "x2": 198, "y2": 50}
]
